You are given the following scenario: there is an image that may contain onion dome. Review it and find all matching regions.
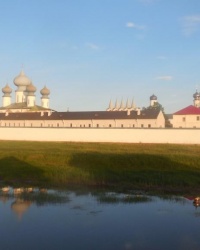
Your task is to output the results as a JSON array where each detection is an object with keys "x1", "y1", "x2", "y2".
[
  {"x1": 2, "y1": 84, "x2": 12, "y2": 95},
  {"x1": 26, "y1": 82, "x2": 36, "y2": 93},
  {"x1": 150, "y1": 94, "x2": 157, "y2": 100},
  {"x1": 13, "y1": 70, "x2": 31, "y2": 87},
  {"x1": 40, "y1": 86, "x2": 50, "y2": 96},
  {"x1": 193, "y1": 91, "x2": 200, "y2": 99}
]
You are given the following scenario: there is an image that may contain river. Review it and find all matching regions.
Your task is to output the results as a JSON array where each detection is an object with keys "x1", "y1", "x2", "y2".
[{"x1": 0, "y1": 187, "x2": 199, "y2": 250}]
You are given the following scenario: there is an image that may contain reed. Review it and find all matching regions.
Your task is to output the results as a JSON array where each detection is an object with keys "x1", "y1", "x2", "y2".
[{"x1": 0, "y1": 141, "x2": 200, "y2": 194}]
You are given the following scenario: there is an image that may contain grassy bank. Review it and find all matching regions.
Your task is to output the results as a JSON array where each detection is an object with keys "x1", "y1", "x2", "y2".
[{"x1": 0, "y1": 141, "x2": 200, "y2": 194}]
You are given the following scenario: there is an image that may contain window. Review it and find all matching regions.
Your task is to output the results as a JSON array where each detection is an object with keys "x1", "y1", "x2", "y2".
[
  {"x1": 121, "y1": 124, "x2": 123, "y2": 128},
  {"x1": 57, "y1": 123, "x2": 59, "y2": 127},
  {"x1": 141, "y1": 124, "x2": 144, "y2": 128},
  {"x1": 148, "y1": 124, "x2": 151, "y2": 128},
  {"x1": 109, "y1": 124, "x2": 112, "y2": 128},
  {"x1": 88, "y1": 124, "x2": 91, "y2": 128},
  {"x1": 197, "y1": 116, "x2": 200, "y2": 121},
  {"x1": 97, "y1": 124, "x2": 99, "y2": 128},
  {"x1": 133, "y1": 124, "x2": 135, "y2": 128},
  {"x1": 70, "y1": 123, "x2": 72, "y2": 127},
  {"x1": 182, "y1": 117, "x2": 186, "y2": 122}
]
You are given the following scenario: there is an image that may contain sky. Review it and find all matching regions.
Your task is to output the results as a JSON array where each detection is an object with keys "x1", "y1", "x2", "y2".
[{"x1": 0, "y1": 0, "x2": 200, "y2": 113}]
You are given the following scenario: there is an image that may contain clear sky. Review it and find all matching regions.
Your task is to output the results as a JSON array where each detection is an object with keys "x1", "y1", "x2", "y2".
[{"x1": 0, "y1": 0, "x2": 200, "y2": 113}]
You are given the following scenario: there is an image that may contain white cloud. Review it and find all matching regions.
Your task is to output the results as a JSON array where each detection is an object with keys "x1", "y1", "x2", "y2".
[
  {"x1": 182, "y1": 15, "x2": 200, "y2": 36},
  {"x1": 86, "y1": 43, "x2": 100, "y2": 50},
  {"x1": 155, "y1": 76, "x2": 173, "y2": 81},
  {"x1": 126, "y1": 22, "x2": 146, "y2": 30}
]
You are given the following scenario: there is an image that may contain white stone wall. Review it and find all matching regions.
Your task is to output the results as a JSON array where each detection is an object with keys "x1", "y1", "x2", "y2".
[{"x1": 0, "y1": 127, "x2": 199, "y2": 144}]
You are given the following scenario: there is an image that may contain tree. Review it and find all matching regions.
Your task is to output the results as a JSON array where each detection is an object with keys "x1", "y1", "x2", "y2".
[{"x1": 146, "y1": 102, "x2": 165, "y2": 113}]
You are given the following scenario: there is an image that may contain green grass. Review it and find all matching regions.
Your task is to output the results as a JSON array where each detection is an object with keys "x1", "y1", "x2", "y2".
[{"x1": 0, "y1": 141, "x2": 200, "y2": 194}]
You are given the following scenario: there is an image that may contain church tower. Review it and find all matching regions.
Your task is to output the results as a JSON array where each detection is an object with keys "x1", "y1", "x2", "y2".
[
  {"x1": 150, "y1": 94, "x2": 157, "y2": 106},
  {"x1": 193, "y1": 90, "x2": 200, "y2": 107},
  {"x1": 40, "y1": 86, "x2": 50, "y2": 108},
  {"x1": 2, "y1": 84, "x2": 12, "y2": 107},
  {"x1": 27, "y1": 82, "x2": 37, "y2": 107}
]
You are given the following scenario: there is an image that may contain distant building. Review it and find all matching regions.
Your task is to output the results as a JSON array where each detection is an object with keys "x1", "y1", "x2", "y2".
[
  {"x1": 173, "y1": 91, "x2": 200, "y2": 128},
  {"x1": 0, "y1": 70, "x2": 165, "y2": 128},
  {"x1": 1, "y1": 69, "x2": 51, "y2": 113}
]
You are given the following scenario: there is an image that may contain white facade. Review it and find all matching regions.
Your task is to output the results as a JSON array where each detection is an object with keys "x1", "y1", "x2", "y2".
[
  {"x1": 172, "y1": 113, "x2": 200, "y2": 128},
  {"x1": 0, "y1": 109, "x2": 165, "y2": 128}
]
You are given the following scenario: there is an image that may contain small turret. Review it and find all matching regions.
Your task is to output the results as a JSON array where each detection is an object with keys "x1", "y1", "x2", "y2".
[
  {"x1": 193, "y1": 90, "x2": 200, "y2": 107},
  {"x1": 113, "y1": 99, "x2": 119, "y2": 111},
  {"x1": 27, "y1": 82, "x2": 36, "y2": 107},
  {"x1": 106, "y1": 100, "x2": 113, "y2": 111},
  {"x1": 150, "y1": 94, "x2": 157, "y2": 106},
  {"x1": 40, "y1": 86, "x2": 50, "y2": 108},
  {"x1": 119, "y1": 99, "x2": 124, "y2": 111},
  {"x1": 2, "y1": 84, "x2": 12, "y2": 107}
]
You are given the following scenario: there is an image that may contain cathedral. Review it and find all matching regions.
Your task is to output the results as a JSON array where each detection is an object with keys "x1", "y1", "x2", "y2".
[{"x1": 0, "y1": 70, "x2": 51, "y2": 113}]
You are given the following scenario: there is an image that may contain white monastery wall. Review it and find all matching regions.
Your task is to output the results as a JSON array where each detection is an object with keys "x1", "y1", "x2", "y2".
[{"x1": 0, "y1": 127, "x2": 200, "y2": 144}]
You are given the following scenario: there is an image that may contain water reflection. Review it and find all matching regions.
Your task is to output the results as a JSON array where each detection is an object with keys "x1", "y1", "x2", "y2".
[
  {"x1": 0, "y1": 186, "x2": 69, "y2": 219},
  {"x1": 0, "y1": 186, "x2": 200, "y2": 250},
  {"x1": 11, "y1": 199, "x2": 32, "y2": 219},
  {"x1": 95, "y1": 192, "x2": 152, "y2": 204}
]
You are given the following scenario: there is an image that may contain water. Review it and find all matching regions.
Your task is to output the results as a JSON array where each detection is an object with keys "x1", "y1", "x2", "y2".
[{"x1": 0, "y1": 187, "x2": 200, "y2": 250}]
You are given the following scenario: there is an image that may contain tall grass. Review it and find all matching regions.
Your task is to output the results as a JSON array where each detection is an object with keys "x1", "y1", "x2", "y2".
[{"x1": 0, "y1": 141, "x2": 200, "y2": 193}]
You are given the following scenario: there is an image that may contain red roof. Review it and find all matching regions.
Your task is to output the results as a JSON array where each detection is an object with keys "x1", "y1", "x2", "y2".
[{"x1": 174, "y1": 105, "x2": 200, "y2": 115}]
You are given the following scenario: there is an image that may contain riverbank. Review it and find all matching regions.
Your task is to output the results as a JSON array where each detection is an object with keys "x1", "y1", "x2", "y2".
[{"x1": 0, "y1": 141, "x2": 200, "y2": 195}]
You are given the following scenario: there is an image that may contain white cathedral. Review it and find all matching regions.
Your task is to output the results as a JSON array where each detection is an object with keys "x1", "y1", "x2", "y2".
[{"x1": 1, "y1": 70, "x2": 50, "y2": 112}]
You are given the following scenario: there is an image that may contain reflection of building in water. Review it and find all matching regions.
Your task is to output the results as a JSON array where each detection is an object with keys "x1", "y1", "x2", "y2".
[
  {"x1": 13, "y1": 188, "x2": 24, "y2": 195},
  {"x1": 1, "y1": 186, "x2": 10, "y2": 192},
  {"x1": 11, "y1": 199, "x2": 32, "y2": 220}
]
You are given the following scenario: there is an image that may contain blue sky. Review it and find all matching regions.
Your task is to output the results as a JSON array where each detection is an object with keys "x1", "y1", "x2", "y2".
[{"x1": 0, "y1": 0, "x2": 200, "y2": 113}]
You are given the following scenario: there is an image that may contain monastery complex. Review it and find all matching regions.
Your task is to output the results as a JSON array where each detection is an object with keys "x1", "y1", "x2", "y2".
[{"x1": 0, "y1": 69, "x2": 200, "y2": 130}]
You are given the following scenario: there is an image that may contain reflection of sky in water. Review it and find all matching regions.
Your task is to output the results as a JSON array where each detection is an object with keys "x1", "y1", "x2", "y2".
[{"x1": 0, "y1": 188, "x2": 200, "y2": 250}]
